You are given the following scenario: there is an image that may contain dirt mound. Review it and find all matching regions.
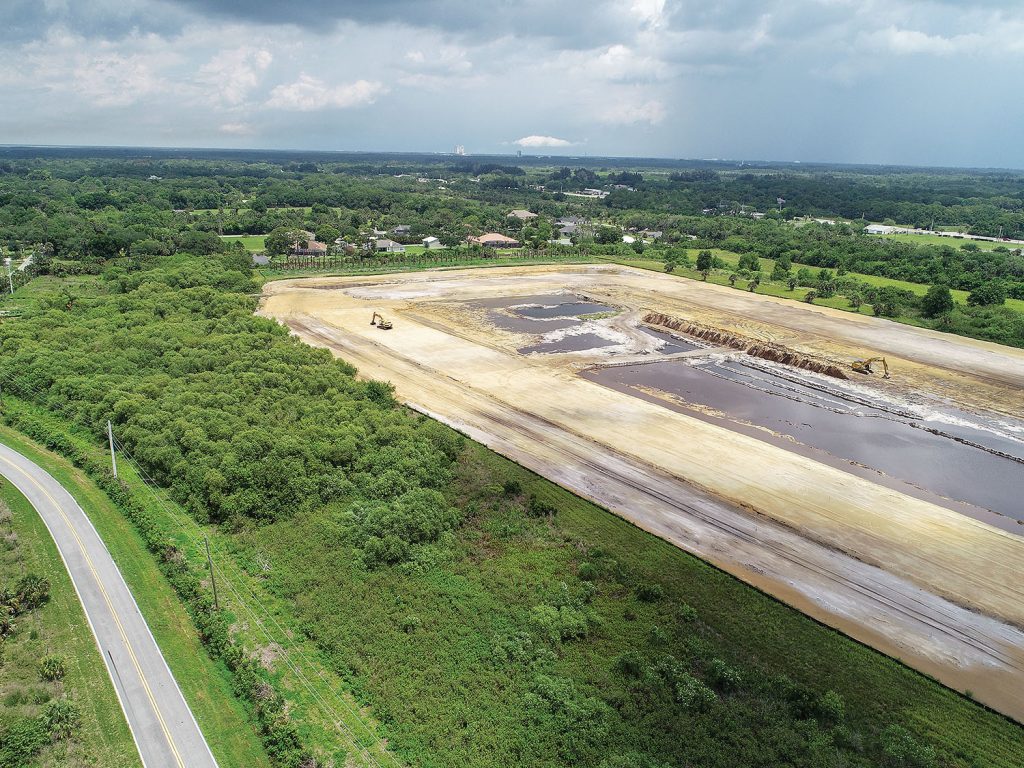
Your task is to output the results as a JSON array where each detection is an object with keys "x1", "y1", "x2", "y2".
[{"x1": 643, "y1": 312, "x2": 850, "y2": 379}]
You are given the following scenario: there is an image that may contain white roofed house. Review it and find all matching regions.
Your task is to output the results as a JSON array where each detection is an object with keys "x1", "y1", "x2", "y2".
[
  {"x1": 422, "y1": 236, "x2": 443, "y2": 249},
  {"x1": 375, "y1": 238, "x2": 406, "y2": 253},
  {"x1": 864, "y1": 224, "x2": 896, "y2": 235}
]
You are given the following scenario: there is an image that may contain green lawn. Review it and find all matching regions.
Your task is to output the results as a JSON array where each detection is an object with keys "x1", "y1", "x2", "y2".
[
  {"x1": 0, "y1": 478, "x2": 140, "y2": 768},
  {"x1": 875, "y1": 232, "x2": 1017, "y2": 251},
  {"x1": 0, "y1": 424, "x2": 271, "y2": 768},
  {"x1": 626, "y1": 248, "x2": 1024, "y2": 313},
  {"x1": 219, "y1": 235, "x2": 267, "y2": 252}
]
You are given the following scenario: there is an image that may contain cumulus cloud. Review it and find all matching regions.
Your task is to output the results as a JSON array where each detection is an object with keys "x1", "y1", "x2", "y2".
[
  {"x1": 265, "y1": 74, "x2": 385, "y2": 111},
  {"x1": 598, "y1": 99, "x2": 666, "y2": 126},
  {"x1": 219, "y1": 121, "x2": 254, "y2": 135},
  {"x1": 513, "y1": 135, "x2": 573, "y2": 148},
  {"x1": 198, "y1": 46, "x2": 273, "y2": 106},
  {"x1": 864, "y1": 26, "x2": 983, "y2": 55}
]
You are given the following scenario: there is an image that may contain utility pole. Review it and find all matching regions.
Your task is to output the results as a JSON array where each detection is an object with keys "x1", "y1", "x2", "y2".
[
  {"x1": 107, "y1": 420, "x2": 118, "y2": 478},
  {"x1": 204, "y1": 537, "x2": 219, "y2": 610}
]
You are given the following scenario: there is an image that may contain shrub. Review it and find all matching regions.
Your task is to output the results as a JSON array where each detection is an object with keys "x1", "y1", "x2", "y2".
[
  {"x1": 502, "y1": 479, "x2": 522, "y2": 497},
  {"x1": 635, "y1": 583, "x2": 663, "y2": 602},
  {"x1": 880, "y1": 724, "x2": 937, "y2": 768},
  {"x1": 707, "y1": 658, "x2": 742, "y2": 692},
  {"x1": 0, "y1": 717, "x2": 47, "y2": 767},
  {"x1": 673, "y1": 673, "x2": 717, "y2": 711},
  {"x1": 818, "y1": 689, "x2": 845, "y2": 724},
  {"x1": 678, "y1": 603, "x2": 698, "y2": 623},
  {"x1": 967, "y1": 282, "x2": 1007, "y2": 307},
  {"x1": 612, "y1": 651, "x2": 645, "y2": 678},
  {"x1": 577, "y1": 562, "x2": 599, "y2": 581},
  {"x1": 39, "y1": 656, "x2": 67, "y2": 682},
  {"x1": 527, "y1": 494, "x2": 557, "y2": 518},
  {"x1": 399, "y1": 614, "x2": 422, "y2": 634},
  {"x1": 921, "y1": 284, "x2": 954, "y2": 317},
  {"x1": 41, "y1": 698, "x2": 81, "y2": 741},
  {"x1": 13, "y1": 573, "x2": 50, "y2": 611}
]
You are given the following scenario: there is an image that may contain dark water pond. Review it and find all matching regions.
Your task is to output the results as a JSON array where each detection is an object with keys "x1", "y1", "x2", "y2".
[
  {"x1": 584, "y1": 360, "x2": 1024, "y2": 521},
  {"x1": 519, "y1": 333, "x2": 616, "y2": 354}
]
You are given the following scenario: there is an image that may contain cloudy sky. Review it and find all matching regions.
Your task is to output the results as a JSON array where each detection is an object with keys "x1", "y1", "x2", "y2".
[{"x1": 2, "y1": 0, "x2": 1023, "y2": 168}]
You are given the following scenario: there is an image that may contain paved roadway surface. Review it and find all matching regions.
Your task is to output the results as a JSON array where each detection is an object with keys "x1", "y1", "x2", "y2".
[{"x1": 0, "y1": 442, "x2": 218, "y2": 768}]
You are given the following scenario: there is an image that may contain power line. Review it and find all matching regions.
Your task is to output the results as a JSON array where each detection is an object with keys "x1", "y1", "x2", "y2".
[
  {"x1": 110, "y1": 435, "x2": 400, "y2": 768},
  {"x1": 0, "y1": 373, "x2": 398, "y2": 768}
]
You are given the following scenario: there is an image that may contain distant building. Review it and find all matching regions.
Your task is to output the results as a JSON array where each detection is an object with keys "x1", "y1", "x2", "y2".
[
  {"x1": 422, "y1": 236, "x2": 442, "y2": 249},
  {"x1": 291, "y1": 231, "x2": 328, "y2": 255},
  {"x1": 393, "y1": 224, "x2": 412, "y2": 236},
  {"x1": 468, "y1": 233, "x2": 521, "y2": 248},
  {"x1": 640, "y1": 230, "x2": 663, "y2": 240},
  {"x1": 622, "y1": 235, "x2": 636, "y2": 244},
  {"x1": 864, "y1": 224, "x2": 895, "y2": 235},
  {"x1": 374, "y1": 238, "x2": 406, "y2": 253},
  {"x1": 508, "y1": 209, "x2": 538, "y2": 220},
  {"x1": 750, "y1": 212, "x2": 766, "y2": 220}
]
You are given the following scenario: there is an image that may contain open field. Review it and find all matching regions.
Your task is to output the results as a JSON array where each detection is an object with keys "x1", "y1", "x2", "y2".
[
  {"x1": 219, "y1": 234, "x2": 266, "y2": 251},
  {"x1": 613, "y1": 253, "x2": 1024, "y2": 313},
  {"x1": 875, "y1": 232, "x2": 1021, "y2": 251},
  {"x1": 261, "y1": 263, "x2": 1024, "y2": 720}
]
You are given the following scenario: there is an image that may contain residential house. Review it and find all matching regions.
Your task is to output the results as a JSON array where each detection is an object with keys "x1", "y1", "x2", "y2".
[
  {"x1": 291, "y1": 230, "x2": 328, "y2": 255},
  {"x1": 393, "y1": 224, "x2": 412, "y2": 236},
  {"x1": 468, "y1": 233, "x2": 521, "y2": 248},
  {"x1": 375, "y1": 238, "x2": 406, "y2": 253},
  {"x1": 422, "y1": 236, "x2": 443, "y2": 249},
  {"x1": 640, "y1": 230, "x2": 663, "y2": 240},
  {"x1": 508, "y1": 209, "x2": 538, "y2": 221}
]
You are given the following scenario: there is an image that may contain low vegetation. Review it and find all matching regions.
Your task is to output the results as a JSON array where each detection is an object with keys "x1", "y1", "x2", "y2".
[{"x1": 0, "y1": 480, "x2": 139, "y2": 768}]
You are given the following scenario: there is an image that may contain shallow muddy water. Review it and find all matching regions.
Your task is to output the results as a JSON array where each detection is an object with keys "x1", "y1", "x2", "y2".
[
  {"x1": 474, "y1": 294, "x2": 615, "y2": 334},
  {"x1": 519, "y1": 333, "x2": 616, "y2": 354},
  {"x1": 585, "y1": 360, "x2": 1024, "y2": 522}
]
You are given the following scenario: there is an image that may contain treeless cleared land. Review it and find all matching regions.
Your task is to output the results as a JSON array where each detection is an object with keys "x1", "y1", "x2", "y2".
[{"x1": 261, "y1": 264, "x2": 1024, "y2": 720}]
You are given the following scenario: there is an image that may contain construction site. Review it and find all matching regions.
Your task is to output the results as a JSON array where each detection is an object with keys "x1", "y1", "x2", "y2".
[{"x1": 259, "y1": 263, "x2": 1024, "y2": 720}]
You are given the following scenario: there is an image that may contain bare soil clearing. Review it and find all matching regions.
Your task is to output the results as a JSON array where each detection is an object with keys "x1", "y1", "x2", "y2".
[{"x1": 260, "y1": 264, "x2": 1024, "y2": 720}]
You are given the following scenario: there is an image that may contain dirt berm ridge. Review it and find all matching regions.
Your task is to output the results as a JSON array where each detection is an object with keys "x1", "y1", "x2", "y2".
[{"x1": 644, "y1": 312, "x2": 850, "y2": 378}]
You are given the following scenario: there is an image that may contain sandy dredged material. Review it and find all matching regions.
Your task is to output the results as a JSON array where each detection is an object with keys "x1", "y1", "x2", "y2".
[{"x1": 260, "y1": 263, "x2": 1024, "y2": 720}]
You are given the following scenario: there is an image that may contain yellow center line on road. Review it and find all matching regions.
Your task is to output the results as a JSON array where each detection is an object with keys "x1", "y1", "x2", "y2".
[{"x1": 0, "y1": 452, "x2": 186, "y2": 768}]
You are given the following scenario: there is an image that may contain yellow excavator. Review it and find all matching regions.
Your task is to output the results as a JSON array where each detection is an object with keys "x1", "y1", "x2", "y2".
[
  {"x1": 370, "y1": 312, "x2": 393, "y2": 330},
  {"x1": 851, "y1": 356, "x2": 890, "y2": 378}
]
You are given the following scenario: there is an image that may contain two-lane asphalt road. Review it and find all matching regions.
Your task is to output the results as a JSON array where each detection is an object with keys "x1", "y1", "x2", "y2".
[{"x1": 0, "y1": 441, "x2": 218, "y2": 768}]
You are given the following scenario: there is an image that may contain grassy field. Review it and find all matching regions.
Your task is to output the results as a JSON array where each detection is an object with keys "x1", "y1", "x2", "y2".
[
  {"x1": 0, "y1": 423, "x2": 271, "y2": 768},
  {"x1": 230, "y1": 438, "x2": 1024, "y2": 767},
  {"x1": 874, "y1": 232, "x2": 1018, "y2": 251},
  {"x1": 0, "y1": 479, "x2": 140, "y2": 768},
  {"x1": 219, "y1": 235, "x2": 267, "y2": 252},
  {"x1": 619, "y1": 249, "x2": 1024, "y2": 314}
]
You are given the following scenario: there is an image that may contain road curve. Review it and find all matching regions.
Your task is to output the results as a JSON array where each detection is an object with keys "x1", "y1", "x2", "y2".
[{"x1": 0, "y1": 441, "x2": 218, "y2": 768}]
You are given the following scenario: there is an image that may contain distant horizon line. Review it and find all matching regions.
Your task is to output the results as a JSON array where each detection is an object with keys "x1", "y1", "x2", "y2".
[{"x1": 1, "y1": 142, "x2": 1022, "y2": 174}]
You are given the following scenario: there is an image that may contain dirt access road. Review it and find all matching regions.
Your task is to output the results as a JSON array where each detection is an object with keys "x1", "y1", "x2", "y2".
[{"x1": 260, "y1": 264, "x2": 1024, "y2": 720}]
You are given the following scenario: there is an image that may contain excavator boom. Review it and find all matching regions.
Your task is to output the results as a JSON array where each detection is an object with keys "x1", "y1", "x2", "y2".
[{"x1": 851, "y1": 356, "x2": 890, "y2": 378}]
